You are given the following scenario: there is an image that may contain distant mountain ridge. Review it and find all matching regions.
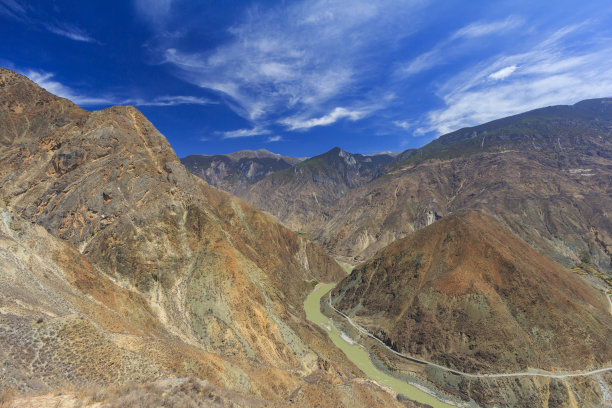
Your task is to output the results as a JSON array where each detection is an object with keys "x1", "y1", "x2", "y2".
[
  {"x1": 314, "y1": 98, "x2": 612, "y2": 270},
  {"x1": 396, "y1": 97, "x2": 612, "y2": 166},
  {"x1": 181, "y1": 149, "x2": 303, "y2": 195},
  {"x1": 183, "y1": 99, "x2": 612, "y2": 275},
  {"x1": 242, "y1": 147, "x2": 396, "y2": 231}
]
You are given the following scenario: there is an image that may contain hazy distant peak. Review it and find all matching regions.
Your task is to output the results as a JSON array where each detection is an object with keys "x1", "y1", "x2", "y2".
[
  {"x1": 364, "y1": 151, "x2": 400, "y2": 157},
  {"x1": 337, "y1": 147, "x2": 349, "y2": 157},
  {"x1": 189, "y1": 148, "x2": 302, "y2": 163},
  {"x1": 226, "y1": 149, "x2": 280, "y2": 160},
  {"x1": 337, "y1": 148, "x2": 357, "y2": 166}
]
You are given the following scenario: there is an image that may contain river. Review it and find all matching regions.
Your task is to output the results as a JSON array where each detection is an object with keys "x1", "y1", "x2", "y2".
[{"x1": 304, "y1": 283, "x2": 458, "y2": 408}]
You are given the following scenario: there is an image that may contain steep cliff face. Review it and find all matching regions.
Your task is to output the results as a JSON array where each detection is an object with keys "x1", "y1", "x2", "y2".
[
  {"x1": 181, "y1": 149, "x2": 302, "y2": 195},
  {"x1": 0, "y1": 68, "x2": 405, "y2": 407},
  {"x1": 331, "y1": 212, "x2": 612, "y2": 407},
  {"x1": 243, "y1": 147, "x2": 395, "y2": 231}
]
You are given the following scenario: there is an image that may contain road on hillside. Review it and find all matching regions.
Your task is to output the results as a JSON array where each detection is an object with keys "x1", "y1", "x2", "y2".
[{"x1": 328, "y1": 291, "x2": 612, "y2": 380}]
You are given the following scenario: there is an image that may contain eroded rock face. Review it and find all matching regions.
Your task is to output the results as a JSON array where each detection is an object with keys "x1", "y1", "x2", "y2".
[
  {"x1": 242, "y1": 147, "x2": 396, "y2": 231},
  {"x1": 0, "y1": 68, "x2": 406, "y2": 407},
  {"x1": 181, "y1": 149, "x2": 303, "y2": 195}
]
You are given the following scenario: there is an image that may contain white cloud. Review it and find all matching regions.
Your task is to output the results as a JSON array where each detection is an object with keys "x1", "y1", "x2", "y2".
[
  {"x1": 399, "y1": 16, "x2": 524, "y2": 77},
  {"x1": 131, "y1": 95, "x2": 214, "y2": 106},
  {"x1": 393, "y1": 120, "x2": 412, "y2": 130},
  {"x1": 452, "y1": 16, "x2": 523, "y2": 39},
  {"x1": 419, "y1": 25, "x2": 612, "y2": 135},
  {"x1": 281, "y1": 107, "x2": 369, "y2": 130},
  {"x1": 0, "y1": 1, "x2": 98, "y2": 43},
  {"x1": 218, "y1": 127, "x2": 270, "y2": 139},
  {"x1": 400, "y1": 49, "x2": 442, "y2": 76},
  {"x1": 160, "y1": 0, "x2": 425, "y2": 124},
  {"x1": 0, "y1": 0, "x2": 26, "y2": 20},
  {"x1": 488, "y1": 65, "x2": 517, "y2": 80},
  {"x1": 43, "y1": 23, "x2": 97, "y2": 43},
  {"x1": 24, "y1": 69, "x2": 213, "y2": 107},
  {"x1": 267, "y1": 135, "x2": 283, "y2": 142},
  {"x1": 25, "y1": 70, "x2": 113, "y2": 105}
]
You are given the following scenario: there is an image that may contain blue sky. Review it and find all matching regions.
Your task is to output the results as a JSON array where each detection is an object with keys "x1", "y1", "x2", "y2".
[{"x1": 2, "y1": 0, "x2": 612, "y2": 158}]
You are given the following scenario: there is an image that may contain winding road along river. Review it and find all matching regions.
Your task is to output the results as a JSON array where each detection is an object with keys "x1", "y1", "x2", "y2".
[{"x1": 304, "y1": 283, "x2": 458, "y2": 408}]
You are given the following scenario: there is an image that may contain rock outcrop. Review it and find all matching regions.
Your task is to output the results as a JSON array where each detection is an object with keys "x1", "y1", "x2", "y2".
[
  {"x1": 181, "y1": 149, "x2": 302, "y2": 195},
  {"x1": 243, "y1": 147, "x2": 396, "y2": 231}
]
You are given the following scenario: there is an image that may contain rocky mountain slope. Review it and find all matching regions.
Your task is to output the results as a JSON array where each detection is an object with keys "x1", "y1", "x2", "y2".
[
  {"x1": 315, "y1": 99, "x2": 612, "y2": 273},
  {"x1": 242, "y1": 147, "x2": 396, "y2": 231},
  {"x1": 181, "y1": 149, "x2": 302, "y2": 195},
  {"x1": 0, "y1": 68, "x2": 407, "y2": 407},
  {"x1": 330, "y1": 212, "x2": 612, "y2": 406}
]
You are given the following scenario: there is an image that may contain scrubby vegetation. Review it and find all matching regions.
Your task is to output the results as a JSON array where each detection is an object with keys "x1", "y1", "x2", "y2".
[{"x1": 9, "y1": 378, "x2": 262, "y2": 408}]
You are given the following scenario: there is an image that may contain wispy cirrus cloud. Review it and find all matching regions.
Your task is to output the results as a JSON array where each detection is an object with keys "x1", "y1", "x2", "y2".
[
  {"x1": 24, "y1": 69, "x2": 213, "y2": 107},
  {"x1": 488, "y1": 65, "x2": 517, "y2": 80},
  {"x1": 133, "y1": 0, "x2": 173, "y2": 24},
  {"x1": 267, "y1": 136, "x2": 283, "y2": 142},
  {"x1": 133, "y1": 95, "x2": 214, "y2": 106},
  {"x1": 157, "y1": 0, "x2": 425, "y2": 128},
  {"x1": 0, "y1": 0, "x2": 25, "y2": 20},
  {"x1": 451, "y1": 16, "x2": 523, "y2": 40},
  {"x1": 400, "y1": 49, "x2": 442, "y2": 77},
  {"x1": 25, "y1": 70, "x2": 112, "y2": 105},
  {"x1": 419, "y1": 24, "x2": 612, "y2": 135},
  {"x1": 43, "y1": 23, "x2": 97, "y2": 43},
  {"x1": 399, "y1": 16, "x2": 524, "y2": 77},
  {"x1": 393, "y1": 120, "x2": 412, "y2": 130},
  {"x1": 281, "y1": 107, "x2": 370, "y2": 131},
  {"x1": 217, "y1": 127, "x2": 270, "y2": 139},
  {"x1": 0, "y1": 0, "x2": 98, "y2": 43}
]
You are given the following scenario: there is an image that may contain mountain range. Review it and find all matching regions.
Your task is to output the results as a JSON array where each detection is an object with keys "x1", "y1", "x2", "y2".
[
  {"x1": 181, "y1": 95, "x2": 612, "y2": 407},
  {"x1": 181, "y1": 149, "x2": 303, "y2": 195},
  {"x1": 1, "y1": 66, "x2": 611, "y2": 407},
  {"x1": 187, "y1": 99, "x2": 612, "y2": 275}
]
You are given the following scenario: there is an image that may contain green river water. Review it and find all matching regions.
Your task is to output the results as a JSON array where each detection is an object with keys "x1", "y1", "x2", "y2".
[{"x1": 304, "y1": 283, "x2": 457, "y2": 408}]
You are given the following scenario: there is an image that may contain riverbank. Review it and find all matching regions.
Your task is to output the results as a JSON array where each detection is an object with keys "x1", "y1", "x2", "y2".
[{"x1": 304, "y1": 283, "x2": 462, "y2": 408}]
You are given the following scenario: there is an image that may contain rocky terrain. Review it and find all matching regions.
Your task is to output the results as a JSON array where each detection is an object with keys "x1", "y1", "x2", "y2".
[
  {"x1": 242, "y1": 148, "x2": 396, "y2": 231},
  {"x1": 320, "y1": 99, "x2": 612, "y2": 270},
  {"x1": 181, "y1": 149, "x2": 302, "y2": 195},
  {"x1": 330, "y1": 212, "x2": 612, "y2": 407},
  {"x1": 224, "y1": 99, "x2": 612, "y2": 275},
  {"x1": 0, "y1": 68, "x2": 408, "y2": 407}
]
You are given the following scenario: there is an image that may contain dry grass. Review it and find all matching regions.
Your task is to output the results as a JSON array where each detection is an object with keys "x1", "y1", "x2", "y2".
[
  {"x1": 6, "y1": 378, "x2": 264, "y2": 408},
  {"x1": 0, "y1": 389, "x2": 16, "y2": 408},
  {"x1": 66, "y1": 378, "x2": 261, "y2": 408}
]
